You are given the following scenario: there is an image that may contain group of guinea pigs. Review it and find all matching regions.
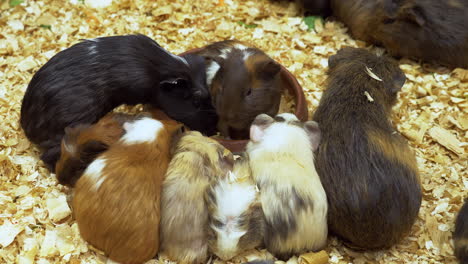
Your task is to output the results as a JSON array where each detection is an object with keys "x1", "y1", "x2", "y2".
[
  {"x1": 279, "y1": 0, "x2": 468, "y2": 69},
  {"x1": 19, "y1": 33, "x2": 467, "y2": 263}
]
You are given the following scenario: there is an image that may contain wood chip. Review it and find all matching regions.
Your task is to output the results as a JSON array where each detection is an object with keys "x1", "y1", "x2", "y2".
[{"x1": 429, "y1": 126, "x2": 464, "y2": 156}]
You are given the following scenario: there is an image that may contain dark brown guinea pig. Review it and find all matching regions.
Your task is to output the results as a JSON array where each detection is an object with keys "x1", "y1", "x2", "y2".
[
  {"x1": 454, "y1": 199, "x2": 468, "y2": 264},
  {"x1": 55, "y1": 112, "x2": 134, "y2": 187},
  {"x1": 331, "y1": 0, "x2": 468, "y2": 68},
  {"x1": 73, "y1": 117, "x2": 183, "y2": 264},
  {"x1": 313, "y1": 47, "x2": 422, "y2": 249},
  {"x1": 195, "y1": 40, "x2": 282, "y2": 139}
]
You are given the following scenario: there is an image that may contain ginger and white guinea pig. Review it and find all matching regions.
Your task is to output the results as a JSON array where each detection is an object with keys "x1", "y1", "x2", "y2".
[
  {"x1": 195, "y1": 40, "x2": 282, "y2": 139},
  {"x1": 73, "y1": 117, "x2": 183, "y2": 264},
  {"x1": 20, "y1": 34, "x2": 217, "y2": 174},
  {"x1": 312, "y1": 47, "x2": 422, "y2": 249},
  {"x1": 55, "y1": 112, "x2": 135, "y2": 187},
  {"x1": 246, "y1": 113, "x2": 328, "y2": 260},
  {"x1": 159, "y1": 131, "x2": 235, "y2": 264},
  {"x1": 454, "y1": 199, "x2": 468, "y2": 264},
  {"x1": 330, "y1": 0, "x2": 468, "y2": 68},
  {"x1": 205, "y1": 156, "x2": 265, "y2": 261}
]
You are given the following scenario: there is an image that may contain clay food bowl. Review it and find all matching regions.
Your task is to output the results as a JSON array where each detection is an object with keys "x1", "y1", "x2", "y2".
[{"x1": 179, "y1": 48, "x2": 308, "y2": 153}]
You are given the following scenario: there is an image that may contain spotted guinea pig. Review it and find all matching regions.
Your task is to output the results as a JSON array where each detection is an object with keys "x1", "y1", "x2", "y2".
[
  {"x1": 331, "y1": 0, "x2": 468, "y2": 68},
  {"x1": 246, "y1": 113, "x2": 328, "y2": 260},
  {"x1": 195, "y1": 40, "x2": 282, "y2": 139},
  {"x1": 313, "y1": 47, "x2": 422, "y2": 249},
  {"x1": 55, "y1": 112, "x2": 135, "y2": 187},
  {"x1": 159, "y1": 131, "x2": 235, "y2": 264},
  {"x1": 205, "y1": 156, "x2": 265, "y2": 261},
  {"x1": 73, "y1": 117, "x2": 183, "y2": 264}
]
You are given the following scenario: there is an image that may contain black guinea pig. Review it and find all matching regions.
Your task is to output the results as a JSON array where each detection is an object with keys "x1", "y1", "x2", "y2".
[
  {"x1": 313, "y1": 47, "x2": 422, "y2": 249},
  {"x1": 20, "y1": 34, "x2": 217, "y2": 172},
  {"x1": 455, "y1": 199, "x2": 468, "y2": 264},
  {"x1": 331, "y1": 0, "x2": 468, "y2": 68},
  {"x1": 194, "y1": 40, "x2": 282, "y2": 140}
]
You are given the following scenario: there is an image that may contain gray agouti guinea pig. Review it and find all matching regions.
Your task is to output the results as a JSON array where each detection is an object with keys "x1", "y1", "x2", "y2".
[
  {"x1": 455, "y1": 199, "x2": 468, "y2": 264},
  {"x1": 246, "y1": 113, "x2": 328, "y2": 260},
  {"x1": 55, "y1": 112, "x2": 134, "y2": 187},
  {"x1": 313, "y1": 47, "x2": 422, "y2": 249},
  {"x1": 194, "y1": 40, "x2": 283, "y2": 139},
  {"x1": 159, "y1": 131, "x2": 235, "y2": 264},
  {"x1": 73, "y1": 117, "x2": 183, "y2": 264},
  {"x1": 331, "y1": 0, "x2": 468, "y2": 68},
  {"x1": 205, "y1": 156, "x2": 265, "y2": 261},
  {"x1": 20, "y1": 34, "x2": 217, "y2": 175}
]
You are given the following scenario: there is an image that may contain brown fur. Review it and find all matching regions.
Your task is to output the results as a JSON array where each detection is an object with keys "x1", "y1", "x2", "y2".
[
  {"x1": 331, "y1": 0, "x2": 468, "y2": 68},
  {"x1": 73, "y1": 118, "x2": 183, "y2": 264},
  {"x1": 312, "y1": 47, "x2": 422, "y2": 249},
  {"x1": 195, "y1": 40, "x2": 282, "y2": 139},
  {"x1": 159, "y1": 131, "x2": 234, "y2": 264},
  {"x1": 455, "y1": 199, "x2": 468, "y2": 264},
  {"x1": 55, "y1": 112, "x2": 134, "y2": 187}
]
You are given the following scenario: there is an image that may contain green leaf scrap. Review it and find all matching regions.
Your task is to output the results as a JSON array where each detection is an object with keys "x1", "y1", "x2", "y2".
[
  {"x1": 39, "y1": 24, "x2": 52, "y2": 30},
  {"x1": 9, "y1": 0, "x2": 24, "y2": 7},
  {"x1": 237, "y1": 21, "x2": 258, "y2": 29},
  {"x1": 304, "y1": 16, "x2": 322, "y2": 31}
]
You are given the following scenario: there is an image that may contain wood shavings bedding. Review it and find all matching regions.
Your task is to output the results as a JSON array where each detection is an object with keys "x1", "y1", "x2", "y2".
[{"x1": 0, "y1": 0, "x2": 466, "y2": 263}]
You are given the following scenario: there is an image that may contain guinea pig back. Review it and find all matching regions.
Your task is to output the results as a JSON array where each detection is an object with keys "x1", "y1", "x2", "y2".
[
  {"x1": 246, "y1": 113, "x2": 328, "y2": 260},
  {"x1": 20, "y1": 34, "x2": 215, "y2": 171},
  {"x1": 73, "y1": 117, "x2": 183, "y2": 264},
  {"x1": 205, "y1": 157, "x2": 265, "y2": 261},
  {"x1": 55, "y1": 112, "x2": 134, "y2": 187},
  {"x1": 194, "y1": 40, "x2": 282, "y2": 139},
  {"x1": 331, "y1": 0, "x2": 468, "y2": 68},
  {"x1": 454, "y1": 199, "x2": 468, "y2": 264},
  {"x1": 313, "y1": 47, "x2": 422, "y2": 249},
  {"x1": 159, "y1": 131, "x2": 234, "y2": 264}
]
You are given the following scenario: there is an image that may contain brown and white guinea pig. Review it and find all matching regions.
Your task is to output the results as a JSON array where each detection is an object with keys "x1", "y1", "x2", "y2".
[
  {"x1": 312, "y1": 47, "x2": 422, "y2": 249},
  {"x1": 331, "y1": 0, "x2": 468, "y2": 68},
  {"x1": 455, "y1": 199, "x2": 468, "y2": 264},
  {"x1": 159, "y1": 131, "x2": 235, "y2": 264},
  {"x1": 194, "y1": 40, "x2": 282, "y2": 139},
  {"x1": 246, "y1": 113, "x2": 327, "y2": 260},
  {"x1": 20, "y1": 34, "x2": 217, "y2": 174},
  {"x1": 55, "y1": 112, "x2": 135, "y2": 187},
  {"x1": 205, "y1": 156, "x2": 265, "y2": 261},
  {"x1": 73, "y1": 117, "x2": 183, "y2": 264}
]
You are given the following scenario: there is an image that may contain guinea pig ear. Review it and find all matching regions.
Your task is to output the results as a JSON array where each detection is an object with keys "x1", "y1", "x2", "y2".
[
  {"x1": 386, "y1": 70, "x2": 406, "y2": 94},
  {"x1": 217, "y1": 147, "x2": 235, "y2": 172},
  {"x1": 258, "y1": 60, "x2": 281, "y2": 79},
  {"x1": 250, "y1": 114, "x2": 274, "y2": 143},
  {"x1": 80, "y1": 140, "x2": 109, "y2": 162},
  {"x1": 304, "y1": 121, "x2": 321, "y2": 151}
]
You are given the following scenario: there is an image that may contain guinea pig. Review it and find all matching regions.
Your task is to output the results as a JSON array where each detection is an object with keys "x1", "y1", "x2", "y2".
[
  {"x1": 246, "y1": 113, "x2": 328, "y2": 260},
  {"x1": 55, "y1": 112, "x2": 135, "y2": 187},
  {"x1": 454, "y1": 199, "x2": 468, "y2": 264},
  {"x1": 312, "y1": 47, "x2": 422, "y2": 249},
  {"x1": 205, "y1": 156, "x2": 265, "y2": 261},
  {"x1": 159, "y1": 131, "x2": 235, "y2": 264},
  {"x1": 195, "y1": 40, "x2": 282, "y2": 139},
  {"x1": 72, "y1": 117, "x2": 183, "y2": 264},
  {"x1": 330, "y1": 0, "x2": 468, "y2": 68},
  {"x1": 20, "y1": 34, "x2": 217, "y2": 172},
  {"x1": 270, "y1": 0, "x2": 332, "y2": 16}
]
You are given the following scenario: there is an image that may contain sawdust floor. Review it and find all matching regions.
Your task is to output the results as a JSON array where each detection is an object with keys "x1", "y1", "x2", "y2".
[{"x1": 0, "y1": 0, "x2": 467, "y2": 263}]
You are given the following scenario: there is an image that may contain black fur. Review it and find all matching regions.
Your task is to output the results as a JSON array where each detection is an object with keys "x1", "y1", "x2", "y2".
[
  {"x1": 455, "y1": 199, "x2": 468, "y2": 264},
  {"x1": 313, "y1": 47, "x2": 422, "y2": 249},
  {"x1": 20, "y1": 34, "x2": 217, "y2": 171}
]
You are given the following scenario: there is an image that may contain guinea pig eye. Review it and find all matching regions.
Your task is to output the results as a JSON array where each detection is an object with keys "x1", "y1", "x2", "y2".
[
  {"x1": 245, "y1": 88, "x2": 252, "y2": 96},
  {"x1": 212, "y1": 219, "x2": 224, "y2": 228}
]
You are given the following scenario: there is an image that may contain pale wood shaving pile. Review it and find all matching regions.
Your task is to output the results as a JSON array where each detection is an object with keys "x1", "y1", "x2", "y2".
[{"x1": 0, "y1": 0, "x2": 467, "y2": 263}]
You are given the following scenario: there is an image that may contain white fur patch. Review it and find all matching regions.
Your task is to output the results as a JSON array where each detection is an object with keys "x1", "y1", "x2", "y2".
[
  {"x1": 84, "y1": 158, "x2": 107, "y2": 191},
  {"x1": 211, "y1": 176, "x2": 256, "y2": 257},
  {"x1": 277, "y1": 113, "x2": 299, "y2": 122},
  {"x1": 88, "y1": 43, "x2": 98, "y2": 55},
  {"x1": 219, "y1": 47, "x2": 232, "y2": 59},
  {"x1": 233, "y1": 43, "x2": 248, "y2": 50},
  {"x1": 242, "y1": 50, "x2": 254, "y2": 61},
  {"x1": 206, "y1": 61, "x2": 221, "y2": 87},
  {"x1": 121, "y1": 118, "x2": 163, "y2": 145}
]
